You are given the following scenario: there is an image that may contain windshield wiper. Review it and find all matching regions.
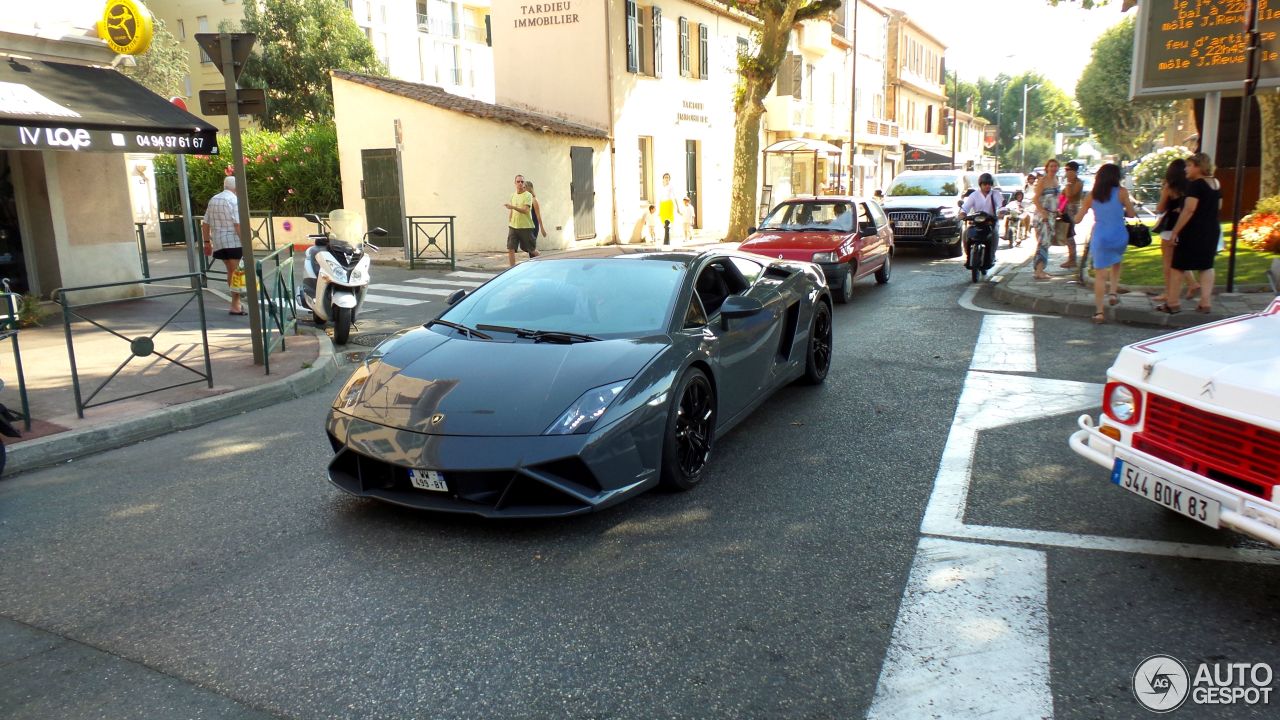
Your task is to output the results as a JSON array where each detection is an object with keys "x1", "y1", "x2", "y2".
[
  {"x1": 476, "y1": 324, "x2": 600, "y2": 343},
  {"x1": 425, "y1": 318, "x2": 491, "y2": 339}
]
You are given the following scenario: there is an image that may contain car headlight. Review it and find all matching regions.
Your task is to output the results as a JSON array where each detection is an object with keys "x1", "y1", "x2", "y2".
[
  {"x1": 1104, "y1": 382, "x2": 1142, "y2": 424},
  {"x1": 811, "y1": 251, "x2": 839, "y2": 263},
  {"x1": 939, "y1": 206, "x2": 960, "y2": 219},
  {"x1": 545, "y1": 380, "x2": 629, "y2": 435}
]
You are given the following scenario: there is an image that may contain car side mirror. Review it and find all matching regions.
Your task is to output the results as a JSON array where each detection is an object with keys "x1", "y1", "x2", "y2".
[
  {"x1": 445, "y1": 289, "x2": 466, "y2": 306},
  {"x1": 719, "y1": 295, "x2": 764, "y2": 329},
  {"x1": 859, "y1": 222, "x2": 877, "y2": 234},
  {"x1": 747, "y1": 226, "x2": 757, "y2": 235}
]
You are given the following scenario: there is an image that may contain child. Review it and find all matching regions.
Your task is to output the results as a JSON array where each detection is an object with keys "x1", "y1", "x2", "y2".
[
  {"x1": 642, "y1": 204, "x2": 659, "y2": 243},
  {"x1": 681, "y1": 197, "x2": 695, "y2": 242}
]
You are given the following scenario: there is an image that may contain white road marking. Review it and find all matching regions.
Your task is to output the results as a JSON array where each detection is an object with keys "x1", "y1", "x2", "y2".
[
  {"x1": 407, "y1": 278, "x2": 484, "y2": 288},
  {"x1": 867, "y1": 538, "x2": 1052, "y2": 720},
  {"x1": 970, "y1": 314, "x2": 1037, "y2": 373},
  {"x1": 932, "y1": 523, "x2": 1280, "y2": 566},
  {"x1": 362, "y1": 294, "x2": 425, "y2": 306},
  {"x1": 370, "y1": 283, "x2": 453, "y2": 296},
  {"x1": 447, "y1": 271, "x2": 498, "y2": 280}
]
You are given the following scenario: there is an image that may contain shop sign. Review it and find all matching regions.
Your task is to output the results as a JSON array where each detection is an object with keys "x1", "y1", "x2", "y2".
[
  {"x1": 677, "y1": 100, "x2": 708, "y2": 124},
  {"x1": 513, "y1": 2, "x2": 581, "y2": 28},
  {"x1": 100, "y1": 0, "x2": 155, "y2": 56},
  {"x1": 983, "y1": 126, "x2": 997, "y2": 149},
  {"x1": 0, "y1": 125, "x2": 218, "y2": 154}
]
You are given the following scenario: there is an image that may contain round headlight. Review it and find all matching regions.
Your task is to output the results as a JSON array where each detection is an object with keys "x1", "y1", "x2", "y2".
[{"x1": 1105, "y1": 383, "x2": 1141, "y2": 424}]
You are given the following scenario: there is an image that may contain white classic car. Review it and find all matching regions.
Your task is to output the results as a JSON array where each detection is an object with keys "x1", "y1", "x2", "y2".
[{"x1": 1070, "y1": 298, "x2": 1280, "y2": 546}]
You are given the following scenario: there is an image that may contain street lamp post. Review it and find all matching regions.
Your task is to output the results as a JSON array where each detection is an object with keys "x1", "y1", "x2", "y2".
[{"x1": 1020, "y1": 82, "x2": 1041, "y2": 171}]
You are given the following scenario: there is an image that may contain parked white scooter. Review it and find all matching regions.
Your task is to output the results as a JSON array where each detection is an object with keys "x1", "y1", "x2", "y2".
[{"x1": 300, "y1": 210, "x2": 387, "y2": 344}]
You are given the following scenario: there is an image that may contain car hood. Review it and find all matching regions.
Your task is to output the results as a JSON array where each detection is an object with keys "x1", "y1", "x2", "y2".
[
  {"x1": 1111, "y1": 305, "x2": 1280, "y2": 424},
  {"x1": 336, "y1": 328, "x2": 667, "y2": 436},
  {"x1": 881, "y1": 196, "x2": 951, "y2": 211},
  {"x1": 741, "y1": 230, "x2": 849, "y2": 259}
]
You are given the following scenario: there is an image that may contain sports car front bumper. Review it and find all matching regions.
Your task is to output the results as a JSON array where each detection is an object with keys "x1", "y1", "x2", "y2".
[{"x1": 325, "y1": 408, "x2": 664, "y2": 518}]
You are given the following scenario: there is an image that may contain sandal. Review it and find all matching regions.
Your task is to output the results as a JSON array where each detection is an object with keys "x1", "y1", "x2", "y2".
[
  {"x1": 1184, "y1": 285, "x2": 1201, "y2": 300},
  {"x1": 1154, "y1": 303, "x2": 1181, "y2": 314},
  {"x1": 1150, "y1": 294, "x2": 1167, "y2": 302},
  {"x1": 1196, "y1": 305, "x2": 1212, "y2": 314},
  {"x1": 1108, "y1": 293, "x2": 1119, "y2": 306},
  {"x1": 1092, "y1": 312, "x2": 1106, "y2": 324}
]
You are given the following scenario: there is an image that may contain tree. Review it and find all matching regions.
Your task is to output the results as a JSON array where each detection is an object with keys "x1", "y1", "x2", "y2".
[
  {"x1": 995, "y1": 73, "x2": 1078, "y2": 171},
  {"x1": 122, "y1": 19, "x2": 187, "y2": 98},
  {"x1": 726, "y1": 0, "x2": 841, "y2": 242},
  {"x1": 1076, "y1": 16, "x2": 1173, "y2": 160},
  {"x1": 238, "y1": 0, "x2": 387, "y2": 131}
]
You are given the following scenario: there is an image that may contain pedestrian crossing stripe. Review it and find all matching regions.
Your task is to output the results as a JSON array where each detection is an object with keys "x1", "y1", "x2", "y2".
[
  {"x1": 406, "y1": 278, "x2": 484, "y2": 288},
  {"x1": 362, "y1": 294, "x2": 425, "y2": 306},
  {"x1": 370, "y1": 284, "x2": 453, "y2": 296}
]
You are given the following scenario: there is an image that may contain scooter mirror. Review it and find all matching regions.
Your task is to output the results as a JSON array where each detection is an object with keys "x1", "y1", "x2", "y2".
[
  {"x1": 369, "y1": 227, "x2": 389, "y2": 237},
  {"x1": 304, "y1": 213, "x2": 321, "y2": 223},
  {"x1": 445, "y1": 289, "x2": 466, "y2": 306}
]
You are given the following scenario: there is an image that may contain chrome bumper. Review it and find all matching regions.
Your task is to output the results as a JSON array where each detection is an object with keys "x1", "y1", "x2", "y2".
[{"x1": 1070, "y1": 414, "x2": 1280, "y2": 547}]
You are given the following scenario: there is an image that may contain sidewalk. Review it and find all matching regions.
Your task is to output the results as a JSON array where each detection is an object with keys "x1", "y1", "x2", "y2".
[
  {"x1": 991, "y1": 244, "x2": 1276, "y2": 327},
  {"x1": 0, "y1": 248, "x2": 339, "y2": 476}
]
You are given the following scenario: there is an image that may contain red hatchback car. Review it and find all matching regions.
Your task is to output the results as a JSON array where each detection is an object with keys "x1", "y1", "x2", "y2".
[{"x1": 740, "y1": 196, "x2": 894, "y2": 303}]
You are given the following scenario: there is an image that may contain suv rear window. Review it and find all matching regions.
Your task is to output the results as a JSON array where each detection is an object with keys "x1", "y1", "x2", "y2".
[{"x1": 887, "y1": 175, "x2": 960, "y2": 197}]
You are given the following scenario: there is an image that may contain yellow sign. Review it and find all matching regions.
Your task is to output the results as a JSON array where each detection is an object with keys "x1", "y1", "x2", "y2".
[{"x1": 100, "y1": 0, "x2": 154, "y2": 56}]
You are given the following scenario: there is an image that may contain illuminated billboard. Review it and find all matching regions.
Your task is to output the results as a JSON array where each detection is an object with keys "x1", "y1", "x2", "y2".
[{"x1": 1132, "y1": 0, "x2": 1279, "y2": 99}]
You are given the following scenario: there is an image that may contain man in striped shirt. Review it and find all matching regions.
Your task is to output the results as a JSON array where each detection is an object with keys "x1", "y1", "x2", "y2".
[{"x1": 202, "y1": 176, "x2": 245, "y2": 315}]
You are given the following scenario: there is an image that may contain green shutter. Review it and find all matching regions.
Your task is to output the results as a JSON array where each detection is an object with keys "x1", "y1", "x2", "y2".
[
  {"x1": 625, "y1": 1, "x2": 638, "y2": 73},
  {"x1": 652, "y1": 7, "x2": 662, "y2": 78},
  {"x1": 698, "y1": 24, "x2": 708, "y2": 79}
]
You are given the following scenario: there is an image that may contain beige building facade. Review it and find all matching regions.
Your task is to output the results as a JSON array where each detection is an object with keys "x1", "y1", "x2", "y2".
[{"x1": 886, "y1": 8, "x2": 948, "y2": 172}]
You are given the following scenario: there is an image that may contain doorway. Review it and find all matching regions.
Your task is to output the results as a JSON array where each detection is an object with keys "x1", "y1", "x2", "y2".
[
  {"x1": 0, "y1": 153, "x2": 29, "y2": 294},
  {"x1": 685, "y1": 140, "x2": 700, "y2": 229},
  {"x1": 570, "y1": 146, "x2": 596, "y2": 240},
  {"x1": 360, "y1": 148, "x2": 405, "y2": 248}
]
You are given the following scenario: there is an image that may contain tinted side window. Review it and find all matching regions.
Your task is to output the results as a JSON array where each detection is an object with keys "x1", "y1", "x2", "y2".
[{"x1": 684, "y1": 293, "x2": 708, "y2": 328}]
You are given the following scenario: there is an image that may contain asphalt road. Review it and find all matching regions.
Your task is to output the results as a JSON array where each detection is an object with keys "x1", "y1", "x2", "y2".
[{"x1": 1, "y1": 246, "x2": 1277, "y2": 719}]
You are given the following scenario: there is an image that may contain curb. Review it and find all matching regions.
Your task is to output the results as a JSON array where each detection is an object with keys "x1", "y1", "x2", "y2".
[{"x1": 5, "y1": 327, "x2": 341, "y2": 476}]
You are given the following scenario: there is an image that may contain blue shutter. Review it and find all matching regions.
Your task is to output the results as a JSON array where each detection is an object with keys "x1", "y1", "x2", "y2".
[
  {"x1": 625, "y1": 1, "x2": 638, "y2": 73},
  {"x1": 652, "y1": 7, "x2": 662, "y2": 78}
]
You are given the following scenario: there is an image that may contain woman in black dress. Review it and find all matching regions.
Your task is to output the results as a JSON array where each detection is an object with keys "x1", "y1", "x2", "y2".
[{"x1": 1161, "y1": 153, "x2": 1220, "y2": 314}]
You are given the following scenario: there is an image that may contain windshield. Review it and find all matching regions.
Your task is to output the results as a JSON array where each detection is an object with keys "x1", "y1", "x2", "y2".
[
  {"x1": 439, "y1": 259, "x2": 682, "y2": 337},
  {"x1": 887, "y1": 175, "x2": 959, "y2": 197},
  {"x1": 759, "y1": 201, "x2": 859, "y2": 231},
  {"x1": 995, "y1": 174, "x2": 1024, "y2": 188}
]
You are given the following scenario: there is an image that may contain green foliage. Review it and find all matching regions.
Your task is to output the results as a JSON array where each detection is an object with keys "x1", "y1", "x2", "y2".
[
  {"x1": 15, "y1": 294, "x2": 46, "y2": 328},
  {"x1": 1076, "y1": 16, "x2": 1173, "y2": 160},
  {"x1": 238, "y1": 0, "x2": 387, "y2": 131},
  {"x1": 1132, "y1": 145, "x2": 1191, "y2": 202},
  {"x1": 121, "y1": 18, "x2": 188, "y2": 98},
  {"x1": 154, "y1": 122, "x2": 341, "y2": 216},
  {"x1": 1253, "y1": 195, "x2": 1280, "y2": 216},
  {"x1": 1003, "y1": 136, "x2": 1059, "y2": 174}
]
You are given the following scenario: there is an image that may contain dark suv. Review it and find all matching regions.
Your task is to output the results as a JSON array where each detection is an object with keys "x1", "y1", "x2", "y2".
[{"x1": 881, "y1": 170, "x2": 970, "y2": 256}]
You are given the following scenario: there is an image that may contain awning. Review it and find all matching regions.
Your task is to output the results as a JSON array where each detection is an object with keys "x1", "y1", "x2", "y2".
[
  {"x1": 763, "y1": 137, "x2": 844, "y2": 155},
  {"x1": 0, "y1": 59, "x2": 218, "y2": 154},
  {"x1": 903, "y1": 143, "x2": 952, "y2": 168}
]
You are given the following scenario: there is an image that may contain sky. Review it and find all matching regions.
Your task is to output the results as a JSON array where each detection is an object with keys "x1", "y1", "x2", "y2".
[{"x1": 881, "y1": 0, "x2": 1130, "y2": 94}]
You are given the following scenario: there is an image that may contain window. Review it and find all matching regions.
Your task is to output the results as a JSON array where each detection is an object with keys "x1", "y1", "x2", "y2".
[
  {"x1": 625, "y1": 1, "x2": 639, "y2": 72},
  {"x1": 737, "y1": 35, "x2": 748, "y2": 61},
  {"x1": 683, "y1": 294, "x2": 708, "y2": 328},
  {"x1": 698, "y1": 23, "x2": 708, "y2": 79},
  {"x1": 197, "y1": 16, "x2": 210, "y2": 62},
  {"x1": 925, "y1": 105, "x2": 933, "y2": 134},
  {"x1": 651, "y1": 7, "x2": 662, "y2": 78},
  {"x1": 175, "y1": 18, "x2": 185, "y2": 39},
  {"x1": 636, "y1": 7, "x2": 648, "y2": 73},
  {"x1": 776, "y1": 54, "x2": 802, "y2": 98},
  {"x1": 729, "y1": 257, "x2": 763, "y2": 286},
  {"x1": 638, "y1": 136, "x2": 654, "y2": 203},
  {"x1": 678, "y1": 17, "x2": 689, "y2": 76}
]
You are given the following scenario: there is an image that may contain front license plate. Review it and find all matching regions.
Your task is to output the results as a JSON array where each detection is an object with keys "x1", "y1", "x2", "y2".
[
  {"x1": 896, "y1": 220, "x2": 923, "y2": 228},
  {"x1": 1112, "y1": 459, "x2": 1220, "y2": 528},
  {"x1": 408, "y1": 468, "x2": 449, "y2": 493}
]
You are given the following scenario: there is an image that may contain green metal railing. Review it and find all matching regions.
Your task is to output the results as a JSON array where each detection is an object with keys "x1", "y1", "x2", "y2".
[
  {"x1": 0, "y1": 289, "x2": 31, "y2": 432},
  {"x1": 255, "y1": 245, "x2": 299, "y2": 375},
  {"x1": 407, "y1": 215, "x2": 456, "y2": 270},
  {"x1": 55, "y1": 273, "x2": 212, "y2": 418}
]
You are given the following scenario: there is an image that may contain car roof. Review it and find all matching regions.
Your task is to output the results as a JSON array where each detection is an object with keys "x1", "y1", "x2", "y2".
[
  {"x1": 775, "y1": 195, "x2": 874, "y2": 204},
  {"x1": 529, "y1": 245, "x2": 765, "y2": 267}
]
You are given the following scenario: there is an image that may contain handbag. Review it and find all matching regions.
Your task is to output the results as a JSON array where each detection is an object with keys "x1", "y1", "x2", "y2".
[{"x1": 1126, "y1": 222, "x2": 1153, "y2": 248}]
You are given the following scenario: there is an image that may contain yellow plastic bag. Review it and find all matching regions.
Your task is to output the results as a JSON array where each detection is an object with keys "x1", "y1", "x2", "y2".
[{"x1": 229, "y1": 263, "x2": 246, "y2": 294}]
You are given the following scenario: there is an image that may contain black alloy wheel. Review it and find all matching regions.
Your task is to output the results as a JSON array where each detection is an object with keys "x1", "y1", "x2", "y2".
[
  {"x1": 660, "y1": 368, "x2": 716, "y2": 491},
  {"x1": 801, "y1": 301, "x2": 832, "y2": 385},
  {"x1": 875, "y1": 252, "x2": 892, "y2": 284}
]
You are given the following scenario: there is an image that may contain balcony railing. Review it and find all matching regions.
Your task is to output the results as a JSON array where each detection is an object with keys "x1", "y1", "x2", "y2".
[
  {"x1": 418, "y1": 14, "x2": 488, "y2": 45},
  {"x1": 864, "y1": 119, "x2": 899, "y2": 138}
]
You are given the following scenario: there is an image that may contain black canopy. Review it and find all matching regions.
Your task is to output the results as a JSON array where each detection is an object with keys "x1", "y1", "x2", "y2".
[
  {"x1": 0, "y1": 58, "x2": 218, "y2": 154},
  {"x1": 903, "y1": 144, "x2": 952, "y2": 169}
]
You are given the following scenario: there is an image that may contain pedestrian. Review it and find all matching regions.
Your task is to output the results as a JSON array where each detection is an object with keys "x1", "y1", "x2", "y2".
[
  {"x1": 503, "y1": 173, "x2": 539, "y2": 267},
  {"x1": 873, "y1": 189, "x2": 885, "y2": 205},
  {"x1": 658, "y1": 173, "x2": 683, "y2": 245},
  {"x1": 1160, "y1": 152, "x2": 1221, "y2": 314},
  {"x1": 641, "y1": 204, "x2": 659, "y2": 243},
  {"x1": 201, "y1": 175, "x2": 245, "y2": 315},
  {"x1": 524, "y1": 180, "x2": 548, "y2": 245},
  {"x1": 1150, "y1": 158, "x2": 1197, "y2": 303},
  {"x1": 1059, "y1": 161, "x2": 1084, "y2": 269},
  {"x1": 681, "y1": 196, "x2": 695, "y2": 242},
  {"x1": 1072, "y1": 163, "x2": 1137, "y2": 324},
  {"x1": 1031, "y1": 159, "x2": 1061, "y2": 280}
]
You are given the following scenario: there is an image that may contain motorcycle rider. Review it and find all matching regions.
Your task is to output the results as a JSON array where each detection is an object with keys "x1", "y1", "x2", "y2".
[{"x1": 960, "y1": 173, "x2": 1004, "y2": 270}]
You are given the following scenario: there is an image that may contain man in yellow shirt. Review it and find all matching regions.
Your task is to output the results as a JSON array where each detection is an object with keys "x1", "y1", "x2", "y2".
[{"x1": 504, "y1": 174, "x2": 539, "y2": 267}]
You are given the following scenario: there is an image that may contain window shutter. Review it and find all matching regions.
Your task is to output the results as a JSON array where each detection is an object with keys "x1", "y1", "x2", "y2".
[
  {"x1": 790, "y1": 55, "x2": 803, "y2": 98},
  {"x1": 652, "y1": 7, "x2": 662, "y2": 78},
  {"x1": 679, "y1": 17, "x2": 689, "y2": 77},
  {"x1": 698, "y1": 24, "x2": 708, "y2": 79},
  {"x1": 625, "y1": 1, "x2": 638, "y2": 73}
]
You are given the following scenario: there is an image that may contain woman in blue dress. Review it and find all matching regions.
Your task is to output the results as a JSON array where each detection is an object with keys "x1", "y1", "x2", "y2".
[{"x1": 1072, "y1": 163, "x2": 1137, "y2": 324}]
